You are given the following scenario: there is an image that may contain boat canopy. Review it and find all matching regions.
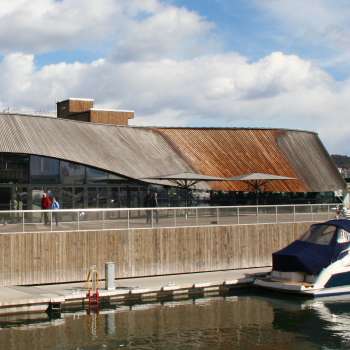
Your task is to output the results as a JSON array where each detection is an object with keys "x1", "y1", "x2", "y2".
[{"x1": 273, "y1": 220, "x2": 350, "y2": 275}]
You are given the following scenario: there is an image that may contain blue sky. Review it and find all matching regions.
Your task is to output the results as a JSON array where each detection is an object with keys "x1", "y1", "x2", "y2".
[
  {"x1": 172, "y1": 0, "x2": 349, "y2": 80},
  {"x1": 0, "y1": 0, "x2": 349, "y2": 154}
]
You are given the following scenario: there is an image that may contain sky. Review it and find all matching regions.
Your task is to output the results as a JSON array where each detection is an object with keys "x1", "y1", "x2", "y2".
[{"x1": 1, "y1": 0, "x2": 350, "y2": 154}]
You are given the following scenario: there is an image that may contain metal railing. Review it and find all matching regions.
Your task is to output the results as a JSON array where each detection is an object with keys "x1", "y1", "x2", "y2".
[{"x1": 0, "y1": 203, "x2": 341, "y2": 234}]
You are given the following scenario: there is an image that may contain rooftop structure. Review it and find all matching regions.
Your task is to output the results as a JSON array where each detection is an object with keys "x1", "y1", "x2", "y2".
[{"x1": 56, "y1": 98, "x2": 134, "y2": 125}]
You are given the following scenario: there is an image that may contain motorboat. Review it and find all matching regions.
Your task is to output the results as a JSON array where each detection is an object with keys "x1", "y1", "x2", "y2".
[{"x1": 254, "y1": 219, "x2": 350, "y2": 297}]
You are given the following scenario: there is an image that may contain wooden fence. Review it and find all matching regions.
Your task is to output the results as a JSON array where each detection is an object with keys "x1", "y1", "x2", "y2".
[{"x1": 0, "y1": 222, "x2": 310, "y2": 286}]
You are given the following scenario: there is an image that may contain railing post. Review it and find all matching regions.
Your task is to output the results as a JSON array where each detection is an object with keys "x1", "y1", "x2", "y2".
[
  {"x1": 311, "y1": 205, "x2": 314, "y2": 222},
  {"x1": 50, "y1": 211, "x2": 53, "y2": 232},
  {"x1": 174, "y1": 208, "x2": 177, "y2": 227},
  {"x1": 151, "y1": 209, "x2": 154, "y2": 228},
  {"x1": 196, "y1": 208, "x2": 198, "y2": 226},
  {"x1": 216, "y1": 208, "x2": 219, "y2": 225},
  {"x1": 77, "y1": 211, "x2": 80, "y2": 231},
  {"x1": 102, "y1": 210, "x2": 105, "y2": 230},
  {"x1": 293, "y1": 205, "x2": 296, "y2": 223},
  {"x1": 22, "y1": 210, "x2": 25, "y2": 233},
  {"x1": 127, "y1": 210, "x2": 130, "y2": 229},
  {"x1": 275, "y1": 206, "x2": 278, "y2": 224},
  {"x1": 237, "y1": 207, "x2": 240, "y2": 225},
  {"x1": 256, "y1": 206, "x2": 259, "y2": 224}
]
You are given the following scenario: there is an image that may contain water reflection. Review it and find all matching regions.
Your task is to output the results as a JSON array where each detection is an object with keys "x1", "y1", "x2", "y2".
[
  {"x1": 261, "y1": 292, "x2": 350, "y2": 349},
  {"x1": 2, "y1": 292, "x2": 350, "y2": 349}
]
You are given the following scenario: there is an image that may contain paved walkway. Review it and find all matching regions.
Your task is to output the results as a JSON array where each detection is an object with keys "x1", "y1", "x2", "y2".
[{"x1": 0, "y1": 267, "x2": 270, "y2": 315}]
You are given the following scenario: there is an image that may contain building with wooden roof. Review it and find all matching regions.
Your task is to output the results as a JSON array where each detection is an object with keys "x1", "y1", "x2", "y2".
[{"x1": 0, "y1": 98, "x2": 345, "y2": 209}]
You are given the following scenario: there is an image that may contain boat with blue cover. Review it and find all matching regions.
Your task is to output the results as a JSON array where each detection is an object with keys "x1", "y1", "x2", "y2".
[{"x1": 254, "y1": 219, "x2": 350, "y2": 297}]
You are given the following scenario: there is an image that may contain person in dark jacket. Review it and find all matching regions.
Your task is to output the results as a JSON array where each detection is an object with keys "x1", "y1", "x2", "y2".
[{"x1": 144, "y1": 190, "x2": 159, "y2": 224}]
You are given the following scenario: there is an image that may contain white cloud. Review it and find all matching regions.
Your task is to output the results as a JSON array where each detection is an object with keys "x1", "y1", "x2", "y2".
[
  {"x1": 0, "y1": 0, "x2": 215, "y2": 60},
  {"x1": 0, "y1": 0, "x2": 120, "y2": 53},
  {"x1": 256, "y1": 0, "x2": 350, "y2": 68},
  {"x1": 111, "y1": 5, "x2": 215, "y2": 62}
]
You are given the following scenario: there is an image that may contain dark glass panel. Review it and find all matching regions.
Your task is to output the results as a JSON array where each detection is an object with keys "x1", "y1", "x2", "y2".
[
  {"x1": 119, "y1": 188, "x2": 128, "y2": 208},
  {"x1": 30, "y1": 156, "x2": 59, "y2": 184},
  {"x1": 86, "y1": 167, "x2": 127, "y2": 184},
  {"x1": 97, "y1": 187, "x2": 108, "y2": 208},
  {"x1": 88, "y1": 187, "x2": 98, "y2": 208},
  {"x1": 110, "y1": 187, "x2": 120, "y2": 208},
  {"x1": 128, "y1": 187, "x2": 140, "y2": 208},
  {"x1": 61, "y1": 187, "x2": 73, "y2": 209},
  {"x1": 74, "y1": 187, "x2": 85, "y2": 208},
  {"x1": 60, "y1": 161, "x2": 85, "y2": 185},
  {"x1": 0, "y1": 187, "x2": 11, "y2": 210},
  {"x1": 0, "y1": 154, "x2": 29, "y2": 184}
]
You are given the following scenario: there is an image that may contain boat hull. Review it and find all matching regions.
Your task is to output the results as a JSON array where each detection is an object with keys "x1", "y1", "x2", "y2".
[{"x1": 254, "y1": 277, "x2": 350, "y2": 298}]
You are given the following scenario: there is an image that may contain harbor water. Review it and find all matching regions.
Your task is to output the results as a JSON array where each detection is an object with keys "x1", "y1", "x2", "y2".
[{"x1": 1, "y1": 290, "x2": 350, "y2": 350}]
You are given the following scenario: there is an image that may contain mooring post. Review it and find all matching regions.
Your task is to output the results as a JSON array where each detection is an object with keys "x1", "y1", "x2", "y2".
[{"x1": 105, "y1": 262, "x2": 116, "y2": 290}]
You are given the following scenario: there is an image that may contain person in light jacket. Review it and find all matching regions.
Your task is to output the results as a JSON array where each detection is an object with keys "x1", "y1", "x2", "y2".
[{"x1": 51, "y1": 197, "x2": 60, "y2": 226}]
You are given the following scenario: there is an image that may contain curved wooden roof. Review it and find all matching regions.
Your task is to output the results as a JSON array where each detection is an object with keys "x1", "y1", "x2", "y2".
[
  {"x1": 154, "y1": 128, "x2": 345, "y2": 192},
  {"x1": 0, "y1": 114, "x2": 191, "y2": 180},
  {"x1": 0, "y1": 114, "x2": 345, "y2": 192}
]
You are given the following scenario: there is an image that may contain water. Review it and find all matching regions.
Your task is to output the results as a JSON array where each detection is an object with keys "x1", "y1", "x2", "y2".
[{"x1": 1, "y1": 290, "x2": 350, "y2": 350}]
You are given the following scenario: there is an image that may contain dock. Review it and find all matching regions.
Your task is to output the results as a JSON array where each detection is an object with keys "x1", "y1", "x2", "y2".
[{"x1": 0, "y1": 267, "x2": 269, "y2": 316}]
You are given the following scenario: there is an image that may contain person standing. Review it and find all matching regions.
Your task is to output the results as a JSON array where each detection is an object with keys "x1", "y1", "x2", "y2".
[
  {"x1": 51, "y1": 197, "x2": 60, "y2": 226},
  {"x1": 152, "y1": 192, "x2": 159, "y2": 224},
  {"x1": 41, "y1": 193, "x2": 47, "y2": 224},
  {"x1": 10, "y1": 195, "x2": 18, "y2": 223},
  {"x1": 42, "y1": 192, "x2": 52, "y2": 225},
  {"x1": 144, "y1": 190, "x2": 159, "y2": 224}
]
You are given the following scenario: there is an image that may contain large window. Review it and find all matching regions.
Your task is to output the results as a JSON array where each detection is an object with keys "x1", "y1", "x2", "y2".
[
  {"x1": 86, "y1": 167, "x2": 126, "y2": 184},
  {"x1": 30, "y1": 156, "x2": 59, "y2": 184},
  {"x1": 0, "y1": 154, "x2": 29, "y2": 183},
  {"x1": 60, "y1": 161, "x2": 85, "y2": 185}
]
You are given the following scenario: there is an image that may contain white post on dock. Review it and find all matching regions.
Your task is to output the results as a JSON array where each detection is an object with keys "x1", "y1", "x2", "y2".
[{"x1": 105, "y1": 262, "x2": 116, "y2": 290}]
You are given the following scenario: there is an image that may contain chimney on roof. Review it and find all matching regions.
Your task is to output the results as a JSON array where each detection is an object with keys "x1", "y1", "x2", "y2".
[{"x1": 56, "y1": 98, "x2": 134, "y2": 125}]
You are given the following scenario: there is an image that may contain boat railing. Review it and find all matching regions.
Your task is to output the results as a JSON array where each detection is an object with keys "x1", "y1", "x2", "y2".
[{"x1": 0, "y1": 203, "x2": 340, "y2": 234}]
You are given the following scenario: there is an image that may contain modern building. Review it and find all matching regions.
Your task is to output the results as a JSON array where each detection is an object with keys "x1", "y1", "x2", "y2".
[{"x1": 0, "y1": 98, "x2": 345, "y2": 210}]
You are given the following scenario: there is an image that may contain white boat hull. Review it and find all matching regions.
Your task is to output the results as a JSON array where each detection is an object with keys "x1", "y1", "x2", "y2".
[
  {"x1": 254, "y1": 277, "x2": 350, "y2": 297},
  {"x1": 255, "y1": 254, "x2": 350, "y2": 297}
]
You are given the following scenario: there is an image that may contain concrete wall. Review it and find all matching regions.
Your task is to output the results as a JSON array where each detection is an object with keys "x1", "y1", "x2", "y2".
[{"x1": 0, "y1": 223, "x2": 310, "y2": 286}]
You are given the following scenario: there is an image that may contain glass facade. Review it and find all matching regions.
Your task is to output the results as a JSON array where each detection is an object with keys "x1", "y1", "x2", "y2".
[
  {"x1": 0, "y1": 153, "x2": 339, "y2": 210},
  {"x1": 0, "y1": 153, "x2": 149, "y2": 210}
]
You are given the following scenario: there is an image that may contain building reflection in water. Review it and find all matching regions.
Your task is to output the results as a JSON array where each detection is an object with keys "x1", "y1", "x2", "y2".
[{"x1": 1, "y1": 294, "x2": 346, "y2": 350}]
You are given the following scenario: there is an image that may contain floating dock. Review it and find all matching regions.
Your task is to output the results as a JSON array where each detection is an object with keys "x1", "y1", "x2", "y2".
[{"x1": 0, "y1": 268, "x2": 269, "y2": 316}]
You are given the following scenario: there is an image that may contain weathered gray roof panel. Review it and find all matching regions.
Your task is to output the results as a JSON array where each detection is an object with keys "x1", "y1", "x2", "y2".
[
  {"x1": 0, "y1": 114, "x2": 191, "y2": 179},
  {"x1": 277, "y1": 131, "x2": 345, "y2": 192}
]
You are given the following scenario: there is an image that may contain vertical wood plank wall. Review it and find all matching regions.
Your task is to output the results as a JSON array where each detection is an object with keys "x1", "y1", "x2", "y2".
[{"x1": 0, "y1": 223, "x2": 310, "y2": 286}]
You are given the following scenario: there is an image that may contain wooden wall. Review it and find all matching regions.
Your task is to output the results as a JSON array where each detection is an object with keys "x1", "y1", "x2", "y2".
[
  {"x1": 0, "y1": 223, "x2": 309, "y2": 286},
  {"x1": 90, "y1": 110, "x2": 134, "y2": 125}
]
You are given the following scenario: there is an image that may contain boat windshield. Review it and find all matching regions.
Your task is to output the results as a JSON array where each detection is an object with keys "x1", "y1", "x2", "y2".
[{"x1": 300, "y1": 225, "x2": 336, "y2": 245}]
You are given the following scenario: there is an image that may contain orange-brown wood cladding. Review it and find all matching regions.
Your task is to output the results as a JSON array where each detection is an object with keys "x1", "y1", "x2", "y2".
[
  {"x1": 69, "y1": 100, "x2": 94, "y2": 113},
  {"x1": 0, "y1": 223, "x2": 309, "y2": 286},
  {"x1": 155, "y1": 128, "x2": 306, "y2": 192},
  {"x1": 90, "y1": 110, "x2": 134, "y2": 125}
]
